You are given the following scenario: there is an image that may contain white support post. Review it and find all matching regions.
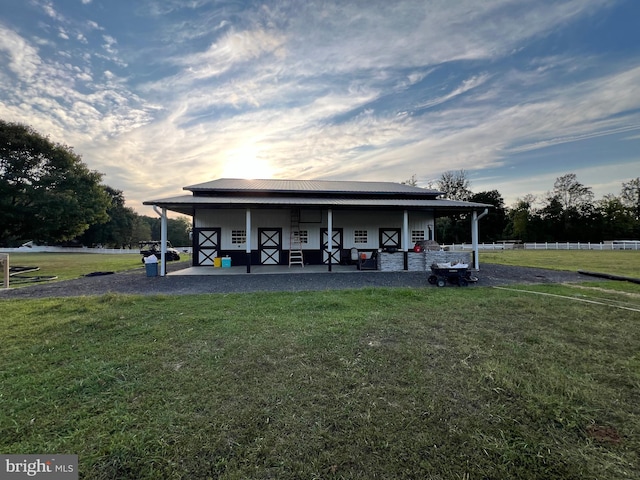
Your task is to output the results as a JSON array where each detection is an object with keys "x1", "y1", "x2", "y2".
[
  {"x1": 327, "y1": 208, "x2": 333, "y2": 272},
  {"x1": 472, "y1": 209, "x2": 489, "y2": 271},
  {"x1": 160, "y1": 207, "x2": 168, "y2": 276},
  {"x1": 403, "y1": 210, "x2": 409, "y2": 251},
  {"x1": 403, "y1": 210, "x2": 409, "y2": 270},
  {"x1": 472, "y1": 211, "x2": 479, "y2": 270},
  {"x1": 246, "y1": 209, "x2": 252, "y2": 273}
]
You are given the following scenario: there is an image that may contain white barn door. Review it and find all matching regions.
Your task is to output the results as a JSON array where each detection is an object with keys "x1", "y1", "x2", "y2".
[{"x1": 259, "y1": 228, "x2": 281, "y2": 265}]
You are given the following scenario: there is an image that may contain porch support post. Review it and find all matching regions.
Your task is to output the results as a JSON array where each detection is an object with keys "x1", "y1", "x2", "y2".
[
  {"x1": 327, "y1": 208, "x2": 333, "y2": 272},
  {"x1": 160, "y1": 207, "x2": 167, "y2": 276},
  {"x1": 1, "y1": 254, "x2": 9, "y2": 289},
  {"x1": 246, "y1": 209, "x2": 252, "y2": 273},
  {"x1": 403, "y1": 209, "x2": 409, "y2": 270},
  {"x1": 472, "y1": 208, "x2": 489, "y2": 271}
]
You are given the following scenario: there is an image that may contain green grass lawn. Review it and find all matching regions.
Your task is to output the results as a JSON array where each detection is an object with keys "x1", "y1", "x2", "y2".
[
  {"x1": 2, "y1": 287, "x2": 639, "y2": 479},
  {"x1": 1, "y1": 252, "x2": 143, "y2": 285},
  {"x1": 481, "y1": 249, "x2": 640, "y2": 278}
]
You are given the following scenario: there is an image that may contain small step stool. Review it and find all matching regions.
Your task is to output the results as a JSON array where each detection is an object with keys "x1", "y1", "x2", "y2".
[{"x1": 289, "y1": 249, "x2": 304, "y2": 267}]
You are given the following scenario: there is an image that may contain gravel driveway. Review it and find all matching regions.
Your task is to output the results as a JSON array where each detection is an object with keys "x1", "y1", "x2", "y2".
[{"x1": 0, "y1": 262, "x2": 588, "y2": 299}]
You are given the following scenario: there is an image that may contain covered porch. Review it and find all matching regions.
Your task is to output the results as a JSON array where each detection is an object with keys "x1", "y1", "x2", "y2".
[{"x1": 167, "y1": 263, "x2": 363, "y2": 276}]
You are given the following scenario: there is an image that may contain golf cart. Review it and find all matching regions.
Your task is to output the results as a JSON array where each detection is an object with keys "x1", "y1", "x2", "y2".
[{"x1": 139, "y1": 241, "x2": 181, "y2": 263}]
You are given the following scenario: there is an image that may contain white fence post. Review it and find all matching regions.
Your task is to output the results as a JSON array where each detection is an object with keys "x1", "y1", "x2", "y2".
[{"x1": 1, "y1": 253, "x2": 8, "y2": 289}]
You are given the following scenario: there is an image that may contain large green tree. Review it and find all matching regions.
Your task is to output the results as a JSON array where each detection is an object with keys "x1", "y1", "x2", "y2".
[
  {"x1": 504, "y1": 195, "x2": 537, "y2": 241},
  {"x1": 597, "y1": 194, "x2": 636, "y2": 240},
  {"x1": 620, "y1": 177, "x2": 640, "y2": 221},
  {"x1": 541, "y1": 173, "x2": 596, "y2": 240},
  {"x1": 436, "y1": 169, "x2": 472, "y2": 201},
  {"x1": 435, "y1": 170, "x2": 473, "y2": 243},
  {"x1": 137, "y1": 215, "x2": 192, "y2": 246},
  {"x1": 468, "y1": 190, "x2": 508, "y2": 242},
  {"x1": 0, "y1": 120, "x2": 110, "y2": 246},
  {"x1": 78, "y1": 186, "x2": 138, "y2": 248}
]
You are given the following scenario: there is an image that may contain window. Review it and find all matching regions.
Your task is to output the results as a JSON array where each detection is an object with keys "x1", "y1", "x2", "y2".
[
  {"x1": 231, "y1": 230, "x2": 246, "y2": 244},
  {"x1": 411, "y1": 230, "x2": 425, "y2": 243},
  {"x1": 292, "y1": 230, "x2": 308, "y2": 244},
  {"x1": 354, "y1": 230, "x2": 368, "y2": 244}
]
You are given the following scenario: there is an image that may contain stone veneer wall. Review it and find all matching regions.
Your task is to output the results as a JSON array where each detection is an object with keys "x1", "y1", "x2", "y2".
[
  {"x1": 378, "y1": 251, "x2": 472, "y2": 272},
  {"x1": 378, "y1": 251, "x2": 404, "y2": 271},
  {"x1": 424, "y1": 251, "x2": 472, "y2": 270}
]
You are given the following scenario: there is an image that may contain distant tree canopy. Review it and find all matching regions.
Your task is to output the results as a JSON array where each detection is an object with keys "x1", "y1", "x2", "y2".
[
  {"x1": 431, "y1": 170, "x2": 638, "y2": 244},
  {"x1": 0, "y1": 120, "x2": 110, "y2": 246},
  {"x1": 436, "y1": 169, "x2": 472, "y2": 201}
]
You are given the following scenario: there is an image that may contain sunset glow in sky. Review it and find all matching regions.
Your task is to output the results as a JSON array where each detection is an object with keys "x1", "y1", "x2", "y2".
[{"x1": 1, "y1": 0, "x2": 639, "y2": 213}]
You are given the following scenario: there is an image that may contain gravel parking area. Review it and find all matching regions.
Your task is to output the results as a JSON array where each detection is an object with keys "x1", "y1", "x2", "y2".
[{"x1": 0, "y1": 262, "x2": 588, "y2": 299}]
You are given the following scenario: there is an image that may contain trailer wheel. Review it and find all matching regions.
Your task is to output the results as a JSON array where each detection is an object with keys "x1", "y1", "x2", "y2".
[
  {"x1": 428, "y1": 275, "x2": 437, "y2": 285},
  {"x1": 436, "y1": 278, "x2": 446, "y2": 287}
]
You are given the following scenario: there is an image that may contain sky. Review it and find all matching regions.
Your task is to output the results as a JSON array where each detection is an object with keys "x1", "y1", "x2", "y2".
[{"x1": 1, "y1": 0, "x2": 639, "y2": 215}]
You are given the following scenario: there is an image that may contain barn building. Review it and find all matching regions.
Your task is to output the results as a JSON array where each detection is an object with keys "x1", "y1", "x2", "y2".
[{"x1": 143, "y1": 178, "x2": 491, "y2": 275}]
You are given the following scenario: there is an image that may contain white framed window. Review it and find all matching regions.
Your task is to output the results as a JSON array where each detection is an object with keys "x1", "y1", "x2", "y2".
[
  {"x1": 354, "y1": 230, "x2": 368, "y2": 244},
  {"x1": 231, "y1": 230, "x2": 246, "y2": 244},
  {"x1": 291, "y1": 230, "x2": 309, "y2": 244},
  {"x1": 411, "y1": 230, "x2": 425, "y2": 243}
]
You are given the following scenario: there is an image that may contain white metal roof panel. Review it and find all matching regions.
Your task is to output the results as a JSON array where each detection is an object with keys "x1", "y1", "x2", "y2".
[
  {"x1": 144, "y1": 194, "x2": 490, "y2": 209},
  {"x1": 184, "y1": 178, "x2": 442, "y2": 196}
]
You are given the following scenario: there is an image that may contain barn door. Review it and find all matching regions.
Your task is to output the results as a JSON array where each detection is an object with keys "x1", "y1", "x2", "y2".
[
  {"x1": 321, "y1": 228, "x2": 343, "y2": 264},
  {"x1": 193, "y1": 228, "x2": 220, "y2": 266},
  {"x1": 379, "y1": 228, "x2": 401, "y2": 249},
  {"x1": 259, "y1": 228, "x2": 282, "y2": 265}
]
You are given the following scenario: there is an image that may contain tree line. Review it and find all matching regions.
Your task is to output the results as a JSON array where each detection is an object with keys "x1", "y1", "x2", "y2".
[
  {"x1": 2, "y1": 120, "x2": 638, "y2": 248},
  {"x1": 0, "y1": 119, "x2": 190, "y2": 248},
  {"x1": 431, "y1": 170, "x2": 640, "y2": 244}
]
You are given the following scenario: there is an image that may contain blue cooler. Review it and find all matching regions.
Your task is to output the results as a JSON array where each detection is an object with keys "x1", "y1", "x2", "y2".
[
  {"x1": 221, "y1": 257, "x2": 231, "y2": 268},
  {"x1": 145, "y1": 263, "x2": 158, "y2": 277}
]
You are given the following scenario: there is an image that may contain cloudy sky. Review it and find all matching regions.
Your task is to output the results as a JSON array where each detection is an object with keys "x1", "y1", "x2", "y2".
[{"x1": 1, "y1": 0, "x2": 639, "y2": 214}]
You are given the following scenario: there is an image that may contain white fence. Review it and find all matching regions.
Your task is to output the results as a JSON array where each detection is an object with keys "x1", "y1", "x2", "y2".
[
  {"x1": 0, "y1": 246, "x2": 140, "y2": 254},
  {"x1": 444, "y1": 241, "x2": 640, "y2": 251},
  {"x1": 0, "y1": 246, "x2": 193, "y2": 254}
]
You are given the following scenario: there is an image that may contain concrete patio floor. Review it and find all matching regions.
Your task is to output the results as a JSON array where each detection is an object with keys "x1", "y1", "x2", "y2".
[{"x1": 167, "y1": 264, "x2": 366, "y2": 275}]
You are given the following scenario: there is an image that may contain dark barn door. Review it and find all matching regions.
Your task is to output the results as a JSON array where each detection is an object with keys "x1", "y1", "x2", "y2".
[
  {"x1": 379, "y1": 228, "x2": 401, "y2": 249},
  {"x1": 259, "y1": 228, "x2": 282, "y2": 265},
  {"x1": 193, "y1": 228, "x2": 221, "y2": 266},
  {"x1": 321, "y1": 228, "x2": 343, "y2": 264}
]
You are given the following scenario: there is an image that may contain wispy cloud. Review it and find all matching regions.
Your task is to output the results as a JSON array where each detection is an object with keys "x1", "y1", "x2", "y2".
[
  {"x1": 176, "y1": 28, "x2": 287, "y2": 81},
  {"x1": 1, "y1": 0, "x2": 637, "y2": 210}
]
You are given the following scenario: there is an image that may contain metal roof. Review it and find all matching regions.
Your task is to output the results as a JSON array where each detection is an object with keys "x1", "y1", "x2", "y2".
[
  {"x1": 144, "y1": 194, "x2": 492, "y2": 216},
  {"x1": 185, "y1": 178, "x2": 442, "y2": 196}
]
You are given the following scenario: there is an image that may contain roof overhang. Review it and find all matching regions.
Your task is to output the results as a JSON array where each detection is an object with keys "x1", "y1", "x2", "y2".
[{"x1": 143, "y1": 195, "x2": 492, "y2": 216}]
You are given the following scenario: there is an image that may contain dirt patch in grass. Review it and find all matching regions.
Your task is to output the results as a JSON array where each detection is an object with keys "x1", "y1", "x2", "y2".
[{"x1": 586, "y1": 425, "x2": 622, "y2": 445}]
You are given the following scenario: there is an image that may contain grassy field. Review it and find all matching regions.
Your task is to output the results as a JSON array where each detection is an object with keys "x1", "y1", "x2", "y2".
[
  {"x1": 0, "y1": 252, "x2": 143, "y2": 285},
  {"x1": 480, "y1": 249, "x2": 640, "y2": 278},
  {"x1": 2, "y1": 251, "x2": 639, "y2": 478},
  {"x1": 2, "y1": 285, "x2": 639, "y2": 479}
]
